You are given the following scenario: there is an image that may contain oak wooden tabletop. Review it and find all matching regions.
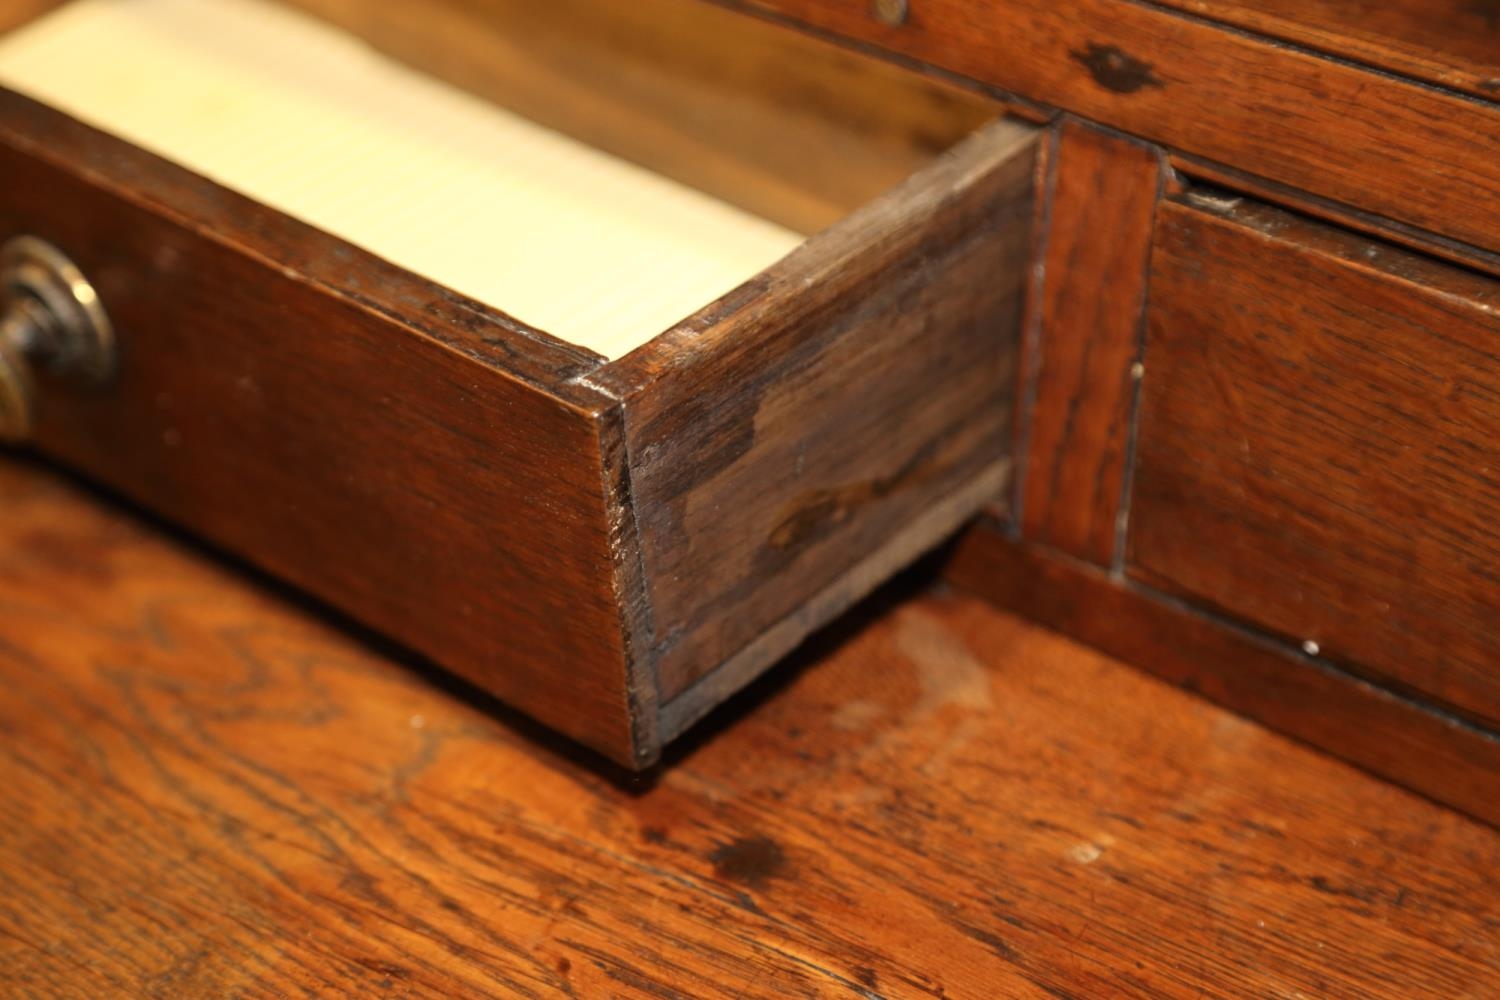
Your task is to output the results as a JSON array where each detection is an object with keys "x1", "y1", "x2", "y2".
[{"x1": 0, "y1": 458, "x2": 1496, "y2": 998}]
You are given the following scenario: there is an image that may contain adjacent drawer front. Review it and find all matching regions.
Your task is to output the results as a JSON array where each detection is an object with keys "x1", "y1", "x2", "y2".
[
  {"x1": 745, "y1": 0, "x2": 1500, "y2": 260},
  {"x1": 1131, "y1": 194, "x2": 1500, "y2": 727}
]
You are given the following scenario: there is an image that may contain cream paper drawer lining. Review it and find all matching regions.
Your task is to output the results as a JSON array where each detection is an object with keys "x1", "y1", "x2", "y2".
[{"x1": 0, "y1": 0, "x2": 805, "y2": 360}]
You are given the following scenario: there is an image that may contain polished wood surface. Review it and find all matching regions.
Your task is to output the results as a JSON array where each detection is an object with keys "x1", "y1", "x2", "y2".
[
  {"x1": 1132, "y1": 194, "x2": 1500, "y2": 730},
  {"x1": 593, "y1": 120, "x2": 1037, "y2": 723},
  {"x1": 1150, "y1": 0, "x2": 1500, "y2": 100},
  {"x1": 739, "y1": 0, "x2": 1500, "y2": 256},
  {"x1": 3, "y1": 458, "x2": 1498, "y2": 998},
  {"x1": 1017, "y1": 119, "x2": 1161, "y2": 565},
  {"x1": 0, "y1": 0, "x2": 66, "y2": 32},
  {"x1": 948, "y1": 527, "x2": 1500, "y2": 829}
]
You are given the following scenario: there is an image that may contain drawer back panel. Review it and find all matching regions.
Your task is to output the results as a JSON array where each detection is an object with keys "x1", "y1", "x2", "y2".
[{"x1": 279, "y1": 0, "x2": 997, "y2": 236}]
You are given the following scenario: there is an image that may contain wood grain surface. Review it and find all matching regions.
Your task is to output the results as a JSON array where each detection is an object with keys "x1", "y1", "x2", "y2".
[
  {"x1": 947, "y1": 527, "x2": 1500, "y2": 829},
  {"x1": 591, "y1": 119, "x2": 1037, "y2": 715},
  {"x1": 1148, "y1": 0, "x2": 1500, "y2": 100},
  {"x1": 736, "y1": 0, "x2": 1500, "y2": 256},
  {"x1": 3, "y1": 457, "x2": 1498, "y2": 998},
  {"x1": 1131, "y1": 195, "x2": 1500, "y2": 730},
  {"x1": 1018, "y1": 120, "x2": 1162, "y2": 565}
]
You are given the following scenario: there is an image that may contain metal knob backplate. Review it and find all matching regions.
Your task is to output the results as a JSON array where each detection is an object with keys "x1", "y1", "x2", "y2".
[{"x1": 0, "y1": 236, "x2": 114, "y2": 443}]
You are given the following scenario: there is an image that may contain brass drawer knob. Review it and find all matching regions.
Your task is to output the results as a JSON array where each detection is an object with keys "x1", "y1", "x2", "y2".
[{"x1": 0, "y1": 237, "x2": 114, "y2": 443}]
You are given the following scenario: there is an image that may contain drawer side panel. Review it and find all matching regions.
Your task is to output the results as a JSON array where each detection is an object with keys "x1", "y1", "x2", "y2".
[{"x1": 597, "y1": 119, "x2": 1039, "y2": 719}]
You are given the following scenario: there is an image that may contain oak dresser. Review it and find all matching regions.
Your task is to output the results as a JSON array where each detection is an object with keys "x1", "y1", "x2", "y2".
[{"x1": 0, "y1": 0, "x2": 1494, "y2": 828}]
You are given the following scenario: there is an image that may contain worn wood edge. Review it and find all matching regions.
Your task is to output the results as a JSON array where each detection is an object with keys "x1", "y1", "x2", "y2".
[
  {"x1": 1171, "y1": 154, "x2": 1500, "y2": 281},
  {"x1": 0, "y1": 87, "x2": 609, "y2": 399},
  {"x1": 1162, "y1": 190, "x2": 1500, "y2": 306},
  {"x1": 585, "y1": 116, "x2": 1040, "y2": 396},
  {"x1": 595, "y1": 403, "x2": 663, "y2": 767},
  {"x1": 946, "y1": 526, "x2": 1500, "y2": 828},
  {"x1": 1007, "y1": 120, "x2": 1060, "y2": 542},
  {"x1": 659, "y1": 461, "x2": 1010, "y2": 741},
  {"x1": 1110, "y1": 135, "x2": 1170, "y2": 572},
  {"x1": 1143, "y1": 0, "x2": 1500, "y2": 102}
]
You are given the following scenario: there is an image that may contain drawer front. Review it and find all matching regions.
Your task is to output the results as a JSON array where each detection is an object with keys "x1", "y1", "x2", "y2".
[
  {"x1": 0, "y1": 74, "x2": 1039, "y2": 763},
  {"x1": 744, "y1": 0, "x2": 1500, "y2": 259},
  {"x1": 1130, "y1": 194, "x2": 1500, "y2": 727},
  {"x1": 0, "y1": 92, "x2": 643, "y2": 762}
]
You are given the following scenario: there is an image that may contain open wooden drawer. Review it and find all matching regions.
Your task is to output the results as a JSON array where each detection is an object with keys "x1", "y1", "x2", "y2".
[{"x1": 0, "y1": 0, "x2": 1038, "y2": 765}]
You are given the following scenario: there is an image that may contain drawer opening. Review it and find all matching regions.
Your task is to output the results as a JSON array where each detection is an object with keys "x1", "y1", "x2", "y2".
[{"x1": 0, "y1": 0, "x2": 999, "y2": 360}]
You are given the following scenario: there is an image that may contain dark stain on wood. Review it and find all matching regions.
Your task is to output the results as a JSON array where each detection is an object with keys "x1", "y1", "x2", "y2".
[
  {"x1": 1308, "y1": 876, "x2": 1384, "y2": 905},
  {"x1": 353, "y1": 958, "x2": 411, "y2": 980},
  {"x1": 1070, "y1": 42, "x2": 1164, "y2": 93},
  {"x1": 1466, "y1": 0, "x2": 1500, "y2": 29},
  {"x1": 768, "y1": 440, "x2": 944, "y2": 552},
  {"x1": 953, "y1": 922, "x2": 1019, "y2": 962},
  {"x1": 709, "y1": 836, "x2": 789, "y2": 889}
]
